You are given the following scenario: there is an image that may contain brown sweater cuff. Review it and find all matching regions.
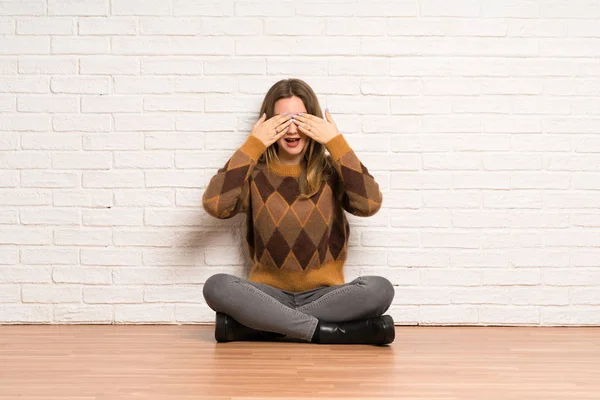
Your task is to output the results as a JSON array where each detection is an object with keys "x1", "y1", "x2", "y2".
[
  {"x1": 239, "y1": 135, "x2": 267, "y2": 161},
  {"x1": 325, "y1": 134, "x2": 351, "y2": 161}
]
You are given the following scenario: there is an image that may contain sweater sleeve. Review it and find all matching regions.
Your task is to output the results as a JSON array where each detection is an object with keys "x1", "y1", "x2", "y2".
[
  {"x1": 202, "y1": 135, "x2": 266, "y2": 219},
  {"x1": 325, "y1": 134, "x2": 383, "y2": 217}
]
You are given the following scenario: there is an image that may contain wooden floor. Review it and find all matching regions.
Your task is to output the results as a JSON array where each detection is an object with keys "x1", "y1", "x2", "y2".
[{"x1": 0, "y1": 326, "x2": 598, "y2": 400}]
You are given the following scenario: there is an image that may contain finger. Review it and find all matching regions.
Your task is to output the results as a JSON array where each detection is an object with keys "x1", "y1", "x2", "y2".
[
  {"x1": 275, "y1": 124, "x2": 291, "y2": 139},
  {"x1": 295, "y1": 113, "x2": 318, "y2": 122},
  {"x1": 268, "y1": 113, "x2": 292, "y2": 127},
  {"x1": 276, "y1": 118, "x2": 294, "y2": 131},
  {"x1": 291, "y1": 118, "x2": 309, "y2": 129},
  {"x1": 296, "y1": 123, "x2": 314, "y2": 139},
  {"x1": 254, "y1": 112, "x2": 266, "y2": 126}
]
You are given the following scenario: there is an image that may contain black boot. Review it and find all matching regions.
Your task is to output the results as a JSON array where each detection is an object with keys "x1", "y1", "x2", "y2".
[
  {"x1": 214, "y1": 312, "x2": 286, "y2": 343},
  {"x1": 316, "y1": 315, "x2": 395, "y2": 345}
]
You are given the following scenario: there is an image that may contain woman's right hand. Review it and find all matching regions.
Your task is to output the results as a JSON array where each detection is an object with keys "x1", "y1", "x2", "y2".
[{"x1": 250, "y1": 113, "x2": 294, "y2": 148}]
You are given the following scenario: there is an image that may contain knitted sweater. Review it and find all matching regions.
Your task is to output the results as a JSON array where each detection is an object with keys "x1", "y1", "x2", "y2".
[{"x1": 202, "y1": 133, "x2": 383, "y2": 292}]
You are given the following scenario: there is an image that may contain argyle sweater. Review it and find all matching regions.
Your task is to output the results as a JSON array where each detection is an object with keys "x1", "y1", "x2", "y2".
[{"x1": 202, "y1": 133, "x2": 383, "y2": 292}]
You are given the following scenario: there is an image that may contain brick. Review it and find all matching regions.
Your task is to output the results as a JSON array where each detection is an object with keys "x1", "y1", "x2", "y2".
[
  {"x1": 143, "y1": 249, "x2": 198, "y2": 266},
  {"x1": 0, "y1": 37, "x2": 49, "y2": 55},
  {"x1": 81, "y1": 249, "x2": 141, "y2": 266},
  {"x1": 115, "y1": 304, "x2": 174, "y2": 323},
  {"x1": 144, "y1": 285, "x2": 204, "y2": 302},
  {"x1": 175, "y1": 304, "x2": 216, "y2": 323},
  {"x1": 0, "y1": 305, "x2": 51, "y2": 323},
  {"x1": 114, "y1": 189, "x2": 174, "y2": 206},
  {"x1": 51, "y1": 76, "x2": 109, "y2": 94},
  {"x1": 145, "y1": 170, "x2": 204, "y2": 188},
  {"x1": 21, "y1": 171, "x2": 78, "y2": 188},
  {"x1": 510, "y1": 287, "x2": 569, "y2": 306},
  {"x1": 78, "y1": 17, "x2": 136, "y2": 35},
  {"x1": 21, "y1": 248, "x2": 78, "y2": 264},
  {"x1": 53, "y1": 267, "x2": 111, "y2": 284},
  {"x1": 139, "y1": 17, "x2": 201, "y2": 35},
  {"x1": 0, "y1": 210, "x2": 18, "y2": 224},
  {"x1": 113, "y1": 230, "x2": 174, "y2": 247},
  {"x1": 0, "y1": 190, "x2": 51, "y2": 206},
  {"x1": 22, "y1": 133, "x2": 81, "y2": 150},
  {"x1": 48, "y1": 0, "x2": 108, "y2": 16},
  {"x1": 17, "y1": 17, "x2": 74, "y2": 34},
  {"x1": 114, "y1": 114, "x2": 174, "y2": 131},
  {"x1": 83, "y1": 208, "x2": 143, "y2": 227},
  {"x1": 142, "y1": 57, "x2": 203, "y2": 75},
  {"x1": 53, "y1": 114, "x2": 111, "y2": 132},
  {"x1": 112, "y1": 0, "x2": 170, "y2": 15},
  {"x1": 84, "y1": 286, "x2": 143, "y2": 303},
  {"x1": 21, "y1": 208, "x2": 78, "y2": 225},
  {"x1": 114, "y1": 76, "x2": 172, "y2": 93},
  {"x1": 143, "y1": 96, "x2": 204, "y2": 112},
  {"x1": 0, "y1": 228, "x2": 51, "y2": 245},
  {"x1": 80, "y1": 56, "x2": 139, "y2": 75},
  {"x1": 83, "y1": 133, "x2": 143, "y2": 150},
  {"x1": 52, "y1": 152, "x2": 112, "y2": 169},
  {"x1": 19, "y1": 57, "x2": 77, "y2": 74},
  {"x1": 483, "y1": 269, "x2": 541, "y2": 285},
  {"x1": 542, "y1": 307, "x2": 600, "y2": 325},
  {"x1": 421, "y1": 269, "x2": 481, "y2": 285},
  {"x1": 54, "y1": 229, "x2": 111, "y2": 246},
  {"x1": 449, "y1": 251, "x2": 509, "y2": 268},
  {"x1": 361, "y1": 229, "x2": 419, "y2": 247},
  {"x1": 479, "y1": 306, "x2": 540, "y2": 324},
  {"x1": 22, "y1": 284, "x2": 81, "y2": 303},
  {"x1": 420, "y1": 306, "x2": 479, "y2": 324},
  {"x1": 83, "y1": 171, "x2": 144, "y2": 188},
  {"x1": 51, "y1": 37, "x2": 109, "y2": 54},
  {"x1": 54, "y1": 305, "x2": 112, "y2": 323},
  {"x1": 114, "y1": 151, "x2": 173, "y2": 168},
  {"x1": 0, "y1": 285, "x2": 20, "y2": 302},
  {"x1": 0, "y1": 266, "x2": 51, "y2": 283},
  {"x1": 145, "y1": 133, "x2": 204, "y2": 150},
  {"x1": 0, "y1": 170, "x2": 18, "y2": 187}
]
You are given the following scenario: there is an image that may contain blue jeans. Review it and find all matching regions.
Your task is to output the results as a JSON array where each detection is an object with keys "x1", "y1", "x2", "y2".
[{"x1": 202, "y1": 273, "x2": 395, "y2": 342}]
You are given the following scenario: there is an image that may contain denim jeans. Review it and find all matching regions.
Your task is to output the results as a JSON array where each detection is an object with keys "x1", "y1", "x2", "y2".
[{"x1": 202, "y1": 273, "x2": 395, "y2": 342}]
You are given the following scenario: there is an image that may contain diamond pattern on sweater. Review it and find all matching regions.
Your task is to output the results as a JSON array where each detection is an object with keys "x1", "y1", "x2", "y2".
[
  {"x1": 254, "y1": 172, "x2": 275, "y2": 202},
  {"x1": 340, "y1": 165, "x2": 368, "y2": 198},
  {"x1": 292, "y1": 229, "x2": 317, "y2": 269},
  {"x1": 316, "y1": 184, "x2": 333, "y2": 224},
  {"x1": 265, "y1": 191, "x2": 289, "y2": 225},
  {"x1": 279, "y1": 176, "x2": 301, "y2": 205},
  {"x1": 281, "y1": 252, "x2": 301, "y2": 272},
  {"x1": 255, "y1": 207, "x2": 276, "y2": 244},
  {"x1": 266, "y1": 229, "x2": 290, "y2": 267},
  {"x1": 291, "y1": 199, "x2": 315, "y2": 227},
  {"x1": 221, "y1": 165, "x2": 249, "y2": 194},
  {"x1": 278, "y1": 212, "x2": 302, "y2": 247}
]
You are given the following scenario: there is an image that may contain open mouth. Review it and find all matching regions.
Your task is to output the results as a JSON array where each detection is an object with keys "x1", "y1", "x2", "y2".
[{"x1": 285, "y1": 138, "x2": 300, "y2": 143}]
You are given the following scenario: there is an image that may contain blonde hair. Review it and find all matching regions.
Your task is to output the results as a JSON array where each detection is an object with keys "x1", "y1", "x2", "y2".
[{"x1": 257, "y1": 78, "x2": 337, "y2": 200}]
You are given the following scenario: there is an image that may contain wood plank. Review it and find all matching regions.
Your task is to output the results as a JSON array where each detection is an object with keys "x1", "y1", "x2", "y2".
[{"x1": 0, "y1": 325, "x2": 598, "y2": 399}]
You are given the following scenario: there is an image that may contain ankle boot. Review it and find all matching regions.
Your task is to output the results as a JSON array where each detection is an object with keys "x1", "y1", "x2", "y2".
[
  {"x1": 316, "y1": 315, "x2": 395, "y2": 345},
  {"x1": 214, "y1": 312, "x2": 286, "y2": 343}
]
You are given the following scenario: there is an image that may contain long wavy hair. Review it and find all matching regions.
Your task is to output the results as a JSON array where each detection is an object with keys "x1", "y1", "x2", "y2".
[{"x1": 257, "y1": 79, "x2": 336, "y2": 200}]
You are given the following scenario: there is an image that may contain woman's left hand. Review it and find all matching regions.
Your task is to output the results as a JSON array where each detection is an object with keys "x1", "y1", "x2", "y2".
[{"x1": 292, "y1": 109, "x2": 341, "y2": 145}]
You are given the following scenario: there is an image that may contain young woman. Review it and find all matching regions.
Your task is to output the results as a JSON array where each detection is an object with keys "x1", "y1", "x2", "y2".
[{"x1": 202, "y1": 79, "x2": 395, "y2": 345}]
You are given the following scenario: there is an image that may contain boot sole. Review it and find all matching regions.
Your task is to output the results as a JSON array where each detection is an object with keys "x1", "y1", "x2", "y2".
[
  {"x1": 379, "y1": 315, "x2": 395, "y2": 345},
  {"x1": 214, "y1": 312, "x2": 232, "y2": 342}
]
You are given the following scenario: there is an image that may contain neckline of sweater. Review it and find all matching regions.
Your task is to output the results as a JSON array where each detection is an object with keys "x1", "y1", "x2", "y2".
[{"x1": 267, "y1": 158, "x2": 304, "y2": 177}]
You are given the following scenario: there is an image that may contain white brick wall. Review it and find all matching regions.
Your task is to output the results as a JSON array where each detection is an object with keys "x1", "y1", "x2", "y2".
[{"x1": 1, "y1": 0, "x2": 599, "y2": 326}]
